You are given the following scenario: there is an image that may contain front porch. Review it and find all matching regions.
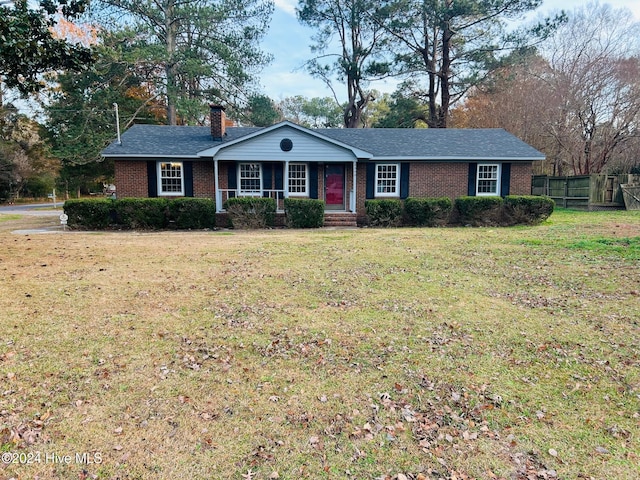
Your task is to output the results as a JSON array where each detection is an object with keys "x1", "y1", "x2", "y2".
[{"x1": 213, "y1": 160, "x2": 358, "y2": 215}]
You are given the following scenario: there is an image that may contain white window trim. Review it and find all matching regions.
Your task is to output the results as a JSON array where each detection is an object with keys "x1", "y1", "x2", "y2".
[
  {"x1": 157, "y1": 161, "x2": 184, "y2": 196},
  {"x1": 476, "y1": 163, "x2": 501, "y2": 196},
  {"x1": 288, "y1": 163, "x2": 308, "y2": 196},
  {"x1": 238, "y1": 162, "x2": 263, "y2": 196},
  {"x1": 375, "y1": 163, "x2": 400, "y2": 197}
]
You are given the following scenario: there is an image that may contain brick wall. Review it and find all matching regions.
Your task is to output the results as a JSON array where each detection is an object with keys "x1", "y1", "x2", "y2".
[
  {"x1": 409, "y1": 163, "x2": 469, "y2": 199},
  {"x1": 355, "y1": 162, "x2": 469, "y2": 217},
  {"x1": 116, "y1": 160, "x2": 533, "y2": 208},
  {"x1": 193, "y1": 162, "x2": 215, "y2": 198},
  {"x1": 509, "y1": 162, "x2": 533, "y2": 195},
  {"x1": 114, "y1": 161, "x2": 148, "y2": 198},
  {"x1": 355, "y1": 161, "x2": 534, "y2": 219}
]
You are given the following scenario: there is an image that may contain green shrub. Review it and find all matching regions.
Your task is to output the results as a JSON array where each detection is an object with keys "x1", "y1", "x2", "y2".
[
  {"x1": 454, "y1": 196, "x2": 504, "y2": 226},
  {"x1": 404, "y1": 197, "x2": 453, "y2": 226},
  {"x1": 503, "y1": 195, "x2": 555, "y2": 225},
  {"x1": 114, "y1": 198, "x2": 168, "y2": 229},
  {"x1": 224, "y1": 197, "x2": 276, "y2": 229},
  {"x1": 284, "y1": 198, "x2": 324, "y2": 228},
  {"x1": 64, "y1": 198, "x2": 115, "y2": 229},
  {"x1": 365, "y1": 199, "x2": 404, "y2": 227},
  {"x1": 167, "y1": 198, "x2": 216, "y2": 229}
]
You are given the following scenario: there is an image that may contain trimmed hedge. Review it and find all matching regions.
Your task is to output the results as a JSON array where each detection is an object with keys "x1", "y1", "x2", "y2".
[
  {"x1": 64, "y1": 198, "x2": 216, "y2": 230},
  {"x1": 503, "y1": 195, "x2": 555, "y2": 225},
  {"x1": 63, "y1": 195, "x2": 552, "y2": 230},
  {"x1": 365, "y1": 199, "x2": 403, "y2": 227},
  {"x1": 114, "y1": 198, "x2": 169, "y2": 229},
  {"x1": 167, "y1": 198, "x2": 216, "y2": 229},
  {"x1": 64, "y1": 198, "x2": 115, "y2": 229},
  {"x1": 224, "y1": 197, "x2": 276, "y2": 229},
  {"x1": 284, "y1": 198, "x2": 325, "y2": 228},
  {"x1": 454, "y1": 196, "x2": 504, "y2": 226},
  {"x1": 404, "y1": 197, "x2": 453, "y2": 226}
]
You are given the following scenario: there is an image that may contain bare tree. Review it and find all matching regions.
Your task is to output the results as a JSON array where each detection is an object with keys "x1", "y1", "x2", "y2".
[
  {"x1": 456, "y1": 2, "x2": 640, "y2": 175},
  {"x1": 542, "y1": 2, "x2": 640, "y2": 174}
]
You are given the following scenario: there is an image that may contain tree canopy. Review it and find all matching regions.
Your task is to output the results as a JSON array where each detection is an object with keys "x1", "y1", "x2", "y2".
[
  {"x1": 0, "y1": 0, "x2": 93, "y2": 95},
  {"x1": 297, "y1": 0, "x2": 392, "y2": 128},
  {"x1": 370, "y1": 0, "x2": 564, "y2": 128},
  {"x1": 92, "y1": 0, "x2": 274, "y2": 125}
]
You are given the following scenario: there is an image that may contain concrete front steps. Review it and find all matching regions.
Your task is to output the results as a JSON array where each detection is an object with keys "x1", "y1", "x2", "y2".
[{"x1": 323, "y1": 212, "x2": 358, "y2": 227}]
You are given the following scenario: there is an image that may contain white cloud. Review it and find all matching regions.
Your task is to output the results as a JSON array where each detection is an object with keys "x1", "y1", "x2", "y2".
[{"x1": 274, "y1": 0, "x2": 297, "y2": 16}]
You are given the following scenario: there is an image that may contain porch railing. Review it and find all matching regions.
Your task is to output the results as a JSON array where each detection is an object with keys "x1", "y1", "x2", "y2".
[
  {"x1": 216, "y1": 189, "x2": 357, "y2": 213},
  {"x1": 217, "y1": 189, "x2": 286, "y2": 212}
]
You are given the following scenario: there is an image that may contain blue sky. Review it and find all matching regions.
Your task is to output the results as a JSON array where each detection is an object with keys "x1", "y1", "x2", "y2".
[{"x1": 259, "y1": 0, "x2": 640, "y2": 102}]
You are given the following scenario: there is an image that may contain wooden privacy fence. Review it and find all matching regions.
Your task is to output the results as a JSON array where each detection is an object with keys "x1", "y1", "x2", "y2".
[{"x1": 531, "y1": 174, "x2": 634, "y2": 210}]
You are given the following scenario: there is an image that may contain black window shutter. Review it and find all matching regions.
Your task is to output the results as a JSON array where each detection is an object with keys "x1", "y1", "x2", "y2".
[
  {"x1": 228, "y1": 161, "x2": 237, "y2": 189},
  {"x1": 366, "y1": 163, "x2": 376, "y2": 199},
  {"x1": 184, "y1": 161, "x2": 193, "y2": 197},
  {"x1": 147, "y1": 161, "x2": 158, "y2": 197},
  {"x1": 309, "y1": 163, "x2": 318, "y2": 199},
  {"x1": 500, "y1": 163, "x2": 511, "y2": 197},
  {"x1": 467, "y1": 163, "x2": 477, "y2": 196},
  {"x1": 400, "y1": 163, "x2": 410, "y2": 199},
  {"x1": 263, "y1": 163, "x2": 273, "y2": 191}
]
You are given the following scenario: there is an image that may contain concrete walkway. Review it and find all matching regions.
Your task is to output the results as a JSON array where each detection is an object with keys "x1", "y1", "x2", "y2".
[{"x1": 0, "y1": 202, "x2": 66, "y2": 234}]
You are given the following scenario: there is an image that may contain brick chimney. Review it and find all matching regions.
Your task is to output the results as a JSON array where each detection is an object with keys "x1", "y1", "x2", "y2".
[{"x1": 210, "y1": 104, "x2": 226, "y2": 140}]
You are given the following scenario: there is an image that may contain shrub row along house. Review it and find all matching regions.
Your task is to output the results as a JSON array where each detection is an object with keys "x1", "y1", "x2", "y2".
[{"x1": 103, "y1": 105, "x2": 545, "y2": 226}]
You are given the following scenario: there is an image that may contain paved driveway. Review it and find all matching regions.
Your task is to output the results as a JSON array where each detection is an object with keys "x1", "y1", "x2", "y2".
[{"x1": 0, "y1": 202, "x2": 62, "y2": 217}]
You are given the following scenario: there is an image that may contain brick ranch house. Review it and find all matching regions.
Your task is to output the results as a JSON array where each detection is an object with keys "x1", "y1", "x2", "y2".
[{"x1": 103, "y1": 105, "x2": 545, "y2": 226}]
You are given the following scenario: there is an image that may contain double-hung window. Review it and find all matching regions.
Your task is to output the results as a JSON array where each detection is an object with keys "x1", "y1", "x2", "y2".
[
  {"x1": 239, "y1": 163, "x2": 262, "y2": 195},
  {"x1": 288, "y1": 163, "x2": 307, "y2": 196},
  {"x1": 376, "y1": 163, "x2": 399, "y2": 196},
  {"x1": 476, "y1": 164, "x2": 500, "y2": 196},
  {"x1": 158, "y1": 162, "x2": 184, "y2": 196}
]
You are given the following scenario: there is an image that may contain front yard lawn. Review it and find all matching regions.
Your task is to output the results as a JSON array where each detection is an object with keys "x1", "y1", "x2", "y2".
[{"x1": 1, "y1": 209, "x2": 638, "y2": 479}]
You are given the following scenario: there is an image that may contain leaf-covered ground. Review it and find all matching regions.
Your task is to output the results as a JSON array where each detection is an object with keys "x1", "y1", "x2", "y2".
[{"x1": 0, "y1": 209, "x2": 638, "y2": 479}]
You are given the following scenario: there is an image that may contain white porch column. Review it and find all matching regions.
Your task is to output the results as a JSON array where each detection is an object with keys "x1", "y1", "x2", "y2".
[
  {"x1": 351, "y1": 160, "x2": 357, "y2": 213},
  {"x1": 214, "y1": 158, "x2": 221, "y2": 213},
  {"x1": 284, "y1": 160, "x2": 289, "y2": 199}
]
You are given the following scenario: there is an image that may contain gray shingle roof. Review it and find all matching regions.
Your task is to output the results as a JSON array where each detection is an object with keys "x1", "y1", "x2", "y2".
[
  {"x1": 102, "y1": 123, "x2": 544, "y2": 161},
  {"x1": 101, "y1": 125, "x2": 261, "y2": 158},
  {"x1": 319, "y1": 128, "x2": 544, "y2": 159}
]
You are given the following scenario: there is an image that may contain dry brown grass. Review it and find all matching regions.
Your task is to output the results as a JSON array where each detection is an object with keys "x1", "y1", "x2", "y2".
[{"x1": 0, "y1": 210, "x2": 639, "y2": 480}]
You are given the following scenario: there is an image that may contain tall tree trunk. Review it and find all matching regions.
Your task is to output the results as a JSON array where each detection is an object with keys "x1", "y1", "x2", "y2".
[
  {"x1": 165, "y1": 0, "x2": 178, "y2": 125},
  {"x1": 438, "y1": 8, "x2": 453, "y2": 129},
  {"x1": 420, "y1": 17, "x2": 438, "y2": 128}
]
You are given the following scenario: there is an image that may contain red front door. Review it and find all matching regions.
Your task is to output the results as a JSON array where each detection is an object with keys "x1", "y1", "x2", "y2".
[{"x1": 325, "y1": 164, "x2": 345, "y2": 210}]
